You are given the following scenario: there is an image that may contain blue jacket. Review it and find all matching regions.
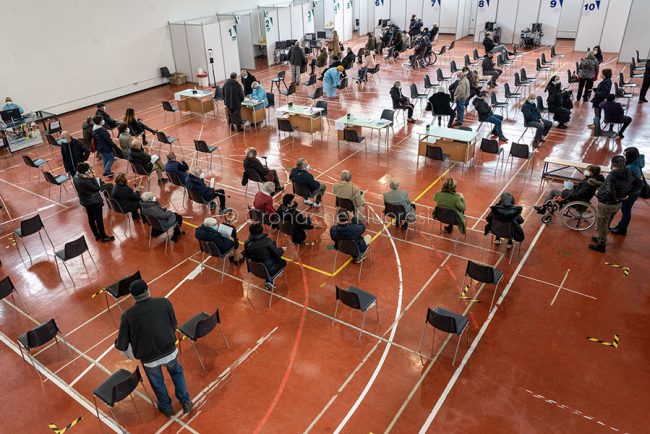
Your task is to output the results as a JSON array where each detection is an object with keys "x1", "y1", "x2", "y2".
[
  {"x1": 593, "y1": 78, "x2": 612, "y2": 107},
  {"x1": 92, "y1": 127, "x2": 114, "y2": 153},
  {"x1": 627, "y1": 155, "x2": 645, "y2": 180},
  {"x1": 195, "y1": 224, "x2": 236, "y2": 254},
  {"x1": 290, "y1": 167, "x2": 321, "y2": 193},
  {"x1": 251, "y1": 87, "x2": 269, "y2": 108},
  {"x1": 2, "y1": 102, "x2": 23, "y2": 114},
  {"x1": 330, "y1": 219, "x2": 368, "y2": 255},
  {"x1": 164, "y1": 160, "x2": 189, "y2": 179},
  {"x1": 184, "y1": 173, "x2": 216, "y2": 202},
  {"x1": 521, "y1": 101, "x2": 541, "y2": 124}
]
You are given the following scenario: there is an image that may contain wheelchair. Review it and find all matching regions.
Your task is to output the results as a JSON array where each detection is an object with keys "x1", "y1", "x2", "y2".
[{"x1": 540, "y1": 200, "x2": 596, "y2": 231}]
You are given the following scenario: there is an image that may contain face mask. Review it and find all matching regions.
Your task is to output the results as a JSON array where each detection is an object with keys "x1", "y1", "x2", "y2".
[
  {"x1": 60, "y1": 139, "x2": 68, "y2": 144},
  {"x1": 584, "y1": 170, "x2": 591, "y2": 177},
  {"x1": 199, "y1": 173, "x2": 205, "y2": 179},
  {"x1": 6, "y1": 100, "x2": 11, "y2": 104},
  {"x1": 528, "y1": 98, "x2": 534, "y2": 103},
  {"x1": 305, "y1": 164, "x2": 311, "y2": 171}
]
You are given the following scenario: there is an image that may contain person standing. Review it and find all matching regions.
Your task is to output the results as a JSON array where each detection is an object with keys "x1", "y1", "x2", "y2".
[
  {"x1": 588, "y1": 156, "x2": 636, "y2": 253},
  {"x1": 72, "y1": 162, "x2": 114, "y2": 242},
  {"x1": 330, "y1": 30, "x2": 341, "y2": 58},
  {"x1": 95, "y1": 103, "x2": 119, "y2": 129},
  {"x1": 453, "y1": 71, "x2": 470, "y2": 127},
  {"x1": 590, "y1": 68, "x2": 613, "y2": 136},
  {"x1": 639, "y1": 58, "x2": 650, "y2": 103},
  {"x1": 390, "y1": 81, "x2": 416, "y2": 123},
  {"x1": 323, "y1": 65, "x2": 342, "y2": 98},
  {"x1": 81, "y1": 116, "x2": 94, "y2": 147},
  {"x1": 610, "y1": 147, "x2": 645, "y2": 236},
  {"x1": 240, "y1": 69, "x2": 257, "y2": 95},
  {"x1": 92, "y1": 115, "x2": 116, "y2": 177},
  {"x1": 59, "y1": 131, "x2": 89, "y2": 176},
  {"x1": 223, "y1": 72, "x2": 245, "y2": 131},
  {"x1": 115, "y1": 279, "x2": 193, "y2": 417},
  {"x1": 288, "y1": 41, "x2": 307, "y2": 85},
  {"x1": 365, "y1": 32, "x2": 376, "y2": 55},
  {"x1": 576, "y1": 51, "x2": 598, "y2": 102}
]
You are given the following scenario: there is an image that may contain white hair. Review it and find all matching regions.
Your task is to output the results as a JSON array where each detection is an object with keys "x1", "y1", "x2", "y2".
[
  {"x1": 189, "y1": 166, "x2": 202, "y2": 177},
  {"x1": 390, "y1": 180, "x2": 399, "y2": 190},
  {"x1": 204, "y1": 217, "x2": 217, "y2": 227},
  {"x1": 341, "y1": 170, "x2": 351, "y2": 182},
  {"x1": 141, "y1": 192, "x2": 156, "y2": 202},
  {"x1": 263, "y1": 182, "x2": 275, "y2": 194}
]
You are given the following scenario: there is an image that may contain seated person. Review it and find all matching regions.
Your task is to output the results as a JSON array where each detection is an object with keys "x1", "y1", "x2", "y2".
[
  {"x1": 140, "y1": 191, "x2": 184, "y2": 241},
  {"x1": 333, "y1": 170, "x2": 365, "y2": 219},
  {"x1": 95, "y1": 103, "x2": 119, "y2": 129},
  {"x1": 473, "y1": 91, "x2": 507, "y2": 142},
  {"x1": 426, "y1": 86, "x2": 456, "y2": 127},
  {"x1": 117, "y1": 123, "x2": 133, "y2": 155},
  {"x1": 195, "y1": 217, "x2": 243, "y2": 263},
  {"x1": 253, "y1": 182, "x2": 278, "y2": 223},
  {"x1": 434, "y1": 178, "x2": 466, "y2": 234},
  {"x1": 128, "y1": 138, "x2": 167, "y2": 184},
  {"x1": 330, "y1": 212, "x2": 372, "y2": 263},
  {"x1": 112, "y1": 173, "x2": 142, "y2": 220},
  {"x1": 463, "y1": 67, "x2": 482, "y2": 106},
  {"x1": 545, "y1": 76, "x2": 570, "y2": 129},
  {"x1": 164, "y1": 151, "x2": 189, "y2": 180},
  {"x1": 534, "y1": 165, "x2": 604, "y2": 214},
  {"x1": 276, "y1": 194, "x2": 315, "y2": 245},
  {"x1": 184, "y1": 166, "x2": 231, "y2": 214},
  {"x1": 390, "y1": 81, "x2": 415, "y2": 123},
  {"x1": 243, "y1": 147, "x2": 282, "y2": 192},
  {"x1": 250, "y1": 82, "x2": 269, "y2": 108},
  {"x1": 124, "y1": 108, "x2": 157, "y2": 145},
  {"x1": 316, "y1": 48, "x2": 328, "y2": 68},
  {"x1": 243, "y1": 223, "x2": 286, "y2": 287},
  {"x1": 484, "y1": 192, "x2": 524, "y2": 248},
  {"x1": 521, "y1": 94, "x2": 552, "y2": 148},
  {"x1": 3, "y1": 96, "x2": 24, "y2": 114},
  {"x1": 355, "y1": 52, "x2": 375, "y2": 83},
  {"x1": 482, "y1": 32, "x2": 512, "y2": 57},
  {"x1": 600, "y1": 94, "x2": 632, "y2": 139},
  {"x1": 341, "y1": 47, "x2": 356, "y2": 70},
  {"x1": 383, "y1": 179, "x2": 416, "y2": 229},
  {"x1": 481, "y1": 52, "x2": 502, "y2": 88},
  {"x1": 408, "y1": 38, "x2": 427, "y2": 65},
  {"x1": 289, "y1": 158, "x2": 326, "y2": 207}
]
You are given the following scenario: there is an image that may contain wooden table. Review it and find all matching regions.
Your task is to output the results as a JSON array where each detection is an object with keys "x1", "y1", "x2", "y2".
[
  {"x1": 276, "y1": 104, "x2": 323, "y2": 140},
  {"x1": 334, "y1": 114, "x2": 392, "y2": 149},
  {"x1": 541, "y1": 157, "x2": 609, "y2": 186},
  {"x1": 174, "y1": 89, "x2": 214, "y2": 118},
  {"x1": 416, "y1": 126, "x2": 479, "y2": 165},
  {"x1": 241, "y1": 99, "x2": 266, "y2": 127}
]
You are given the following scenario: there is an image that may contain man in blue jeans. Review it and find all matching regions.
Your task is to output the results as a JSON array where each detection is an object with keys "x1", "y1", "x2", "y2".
[
  {"x1": 91, "y1": 115, "x2": 115, "y2": 177},
  {"x1": 115, "y1": 280, "x2": 193, "y2": 417}
]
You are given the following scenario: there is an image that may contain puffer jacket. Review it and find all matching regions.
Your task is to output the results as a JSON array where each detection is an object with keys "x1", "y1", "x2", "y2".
[
  {"x1": 244, "y1": 233, "x2": 284, "y2": 270},
  {"x1": 195, "y1": 224, "x2": 236, "y2": 254},
  {"x1": 472, "y1": 98, "x2": 493, "y2": 121},
  {"x1": 627, "y1": 155, "x2": 645, "y2": 180},
  {"x1": 564, "y1": 174, "x2": 604, "y2": 203},
  {"x1": 485, "y1": 205, "x2": 525, "y2": 242},
  {"x1": 128, "y1": 147, "x2": 153, "y2": 172},
  {"x1": 184, "y1": 173, "x2": 216, "y2": 202},
  {"x1": 596, "y1": 167, "x2": 636, "y2": 204},
  {"x1": 289, "y1": 168, "x2": 321, "y2": 193},
  {"x1": 141, "y1": 201, "x2": 177, "y2": 230},
  {"x1": 73, "y1": 174, "x2": 104, "y2": 207},
  {"x1": 289, "y1": 45, "x2": 307, "y2": 66},
  {"x1": 330, "y1": 220, "x2": 368, "y2": 254},
  {"x1": 521, "y1": 101, "x2": 542, "y2": 124},
  {"x1": 112, "y1": 183, "x2": 141, "y2": 213}
]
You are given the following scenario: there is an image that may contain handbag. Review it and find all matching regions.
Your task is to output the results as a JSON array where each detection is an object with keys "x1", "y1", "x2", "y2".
[{"x1": 640, "y1": 177, "x2": 650, "y2": 199}]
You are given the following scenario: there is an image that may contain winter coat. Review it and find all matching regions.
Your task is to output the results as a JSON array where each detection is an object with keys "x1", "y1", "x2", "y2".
[
  {"x1": 472, "y1": 98, "x2": 493, "y2": 122},
  {"x1": 434, "y1": 191, "x2": 467, "y2": 233},
  {"x1": 289, "y1": 167, "x2": 321, "y2": 194},
  {"x1": 289, "y1": 45, "x2": 307, "y2": 66},
  {"x1": 330, "y1": 220, "x2": 368, "y2": 254},
  {"x1": 482, "y1": 56, "x2": 496, "y2": 73},
  {"x1": 600, "y1": 101, "x2": 628, "y2": 124},
  {"x1": 240, "y1": 72, "x2": 257, "y2": 95},
  {"x1": 128, "y1": 147, "x2": 153, "y2": 173},
  {"x1": 223, "y1": 78, "x2": 244, "y2": 111},
  {"x1": 184, "y1": 173, "x2": 216, "y2": 202},
  {"x1": 195, "y1": 224, "x2": 236, "y2": 254},
  {"x1": 61, "y1": 138, "x2": 89, "y2": 175},
  {"x1": 244, "y1": 233, "x2": 285, "y2": 271},
  {"x1": 73, "y1": 174, "x2": 105, "y2": 207},
  {"x1": 383, "y1": 189, "x2": 415, "y2": 223},
  {"x1": 578, "y1": 57, "x2": 598, "y2": 80},
  {"x1": 141, "y1": 200, "x2": 177, "y2": 230},
  {"x1": 592, "y1": 78, "x2": 612, "y2": 108},
  {"x1": 596, "y1": 167, "x2": 636, "y2": 204},
  {"x1": 562, "y1": 174, "x2": 604, "y2": 203},
  {"x1": 454, "y1": 78, "x2": 470, "y2": 101},
  {"x1": 243, "y1": 157, "x2": 271, "y2": 185},
  {"x1": 485, "y1": 205, "x2": 525, "y2": 242},
  {"x1": 521, "y1": 101, "x2": 542, "y2": 124},
  {"x1": 112, "y1": 183, "x2": 141, "y2": 213},
  {"x1": 390, "y1": 86, "x2": 409, "y2": 108},
  {"x1": 164, "y1": 160, "x2": 189, "y2": 180},
  {"x1": 365, "y1": 34, "x2": 376, "y2": 51},
  {"x1": 427, "y1": 92, "x2": 455, "y2": 115},
  {"x1": 92, "y1": 126, "x2": 113, "y2": 154},
  {"x1": 277, "y1": 204, "x2": 313, "y2": 245},
  {"x1": 253, "y1": 192, "x2": 276, "y2": 217}
]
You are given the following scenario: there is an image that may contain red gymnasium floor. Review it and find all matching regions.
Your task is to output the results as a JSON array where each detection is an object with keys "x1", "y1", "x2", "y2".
[{"x1": 0, "y1": 35, "x2": 648, "y2": 433}]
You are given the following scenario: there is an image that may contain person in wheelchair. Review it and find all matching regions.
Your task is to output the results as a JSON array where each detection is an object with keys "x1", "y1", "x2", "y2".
[
  {"x1": 534, "y1": 165, "x2": 604, "y2": 215},
  {"x1": 409, "y1": 38, "x2": 427, "y2": 66}
]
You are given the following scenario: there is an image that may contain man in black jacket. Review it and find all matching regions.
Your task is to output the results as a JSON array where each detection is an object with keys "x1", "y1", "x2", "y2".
[
  {"x1": 390, "y1": 81, "x2": 415, "y2": 123},
  {"x1": 92, "y1": 115, "x2": 116, "y2": 177},
  {"x1": 535, "y1": 165, "x2": 604, "y2": 214},
  {"x1": 195, "y1": 217, "x2": 243, "y2": 263},
  {"x1": 591, "y1": 68, "x2": 612, "y2": 136},
  {"x1": 427, "y1": 87, "x2": 456, "y2": 127},
  {"x1": 521, "y1": 94, "x2": 552, "y2": 148},
  {"x1": 589, "y1": 156, "x2": 637, "y2": 252},
  {"x1": 289, "y1": 158, "x2": 326, "y2": 207},
  {"x1": 240, "y1": 69, "x2": 257, "y2": 95},
  {"x1": 640, "y1": 59, "x2": 650, "y2": 103},
  {"x1": 223, "y1": 72, "x2": 245, "y2": 131},
  {"x1": 330, "y1": 212, "x2": 371, "y2": 262},
  {"x1": 95, "y1": 103, "x2": 119, "y2": 129},
  {"x1": 115, "y1": 280, "x2": 193, "y2": 417},
  {"x1": 59, "y1": 131, "x2": 89, "y2": 176},
  {"x1": 473, "y1": 91, "x2": 507, "y2": 141},
  {"x1": 288, "y1": 41, "x2": 307, "y2": 85},
  {"x1": 244, "y1": 223, "x2": 286, "y2": 286}
]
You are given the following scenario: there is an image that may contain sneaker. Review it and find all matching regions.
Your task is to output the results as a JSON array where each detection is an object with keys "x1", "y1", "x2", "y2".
[
  {"x1": 218, "y1": 207, "x2": 233, "y2": 215},
  {"x1": 493, "y1": 238, "x2": 501, "y2": 245},
  {"x1": 506, "y1": 240, "x2": 513, "y2": 249},
  {"x1": 640, "y1": 98, "x2": 648, "y2": 103},
  {"x1": 303, "y1": 199, "x2": 314, "y2": 205},
  {"x1": 588, "y1": 243, "x2": 606, "y2": 253},
  {"x1": 591, "y1": 236, "x2": 600, "y2": 243},
  {"x1": 182, "y1": 400, "x2": 194, "y2": 414},
  {"x1": 209, "y1": 201, "x2": 217, "y2": 210},
  {"x1": 444, "y1": 225, "x2": 453, "y2": 234},
  {"x1": 157, "y1": 405, "x2": 173, "y2": 418}
]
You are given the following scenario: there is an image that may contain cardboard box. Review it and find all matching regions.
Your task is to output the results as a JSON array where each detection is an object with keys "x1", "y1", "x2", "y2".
[{"x1": 170, "y1": 73, "x2": 187, "y2": 85}]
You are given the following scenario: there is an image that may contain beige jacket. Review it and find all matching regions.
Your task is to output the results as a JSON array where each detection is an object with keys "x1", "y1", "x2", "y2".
[
  {"x1": 454, "y1": 77, "x2": 470, "y2": 101},
  {"x1": 333, "y1": 181, "x2": 365, "y2": 209}
]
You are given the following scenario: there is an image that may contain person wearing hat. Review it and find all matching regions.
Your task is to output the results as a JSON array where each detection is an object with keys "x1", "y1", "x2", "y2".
[
  {"x1": 95, "y1": 103, "x2": 119, "y2": 129},
  {"x1": 3, "y1": 97, "x2": 24, "y2": 114},
  {"x1": 323, "y1": 65, "x2": 343, "y2": 97},
  {"x1": 115, "y1": 279, "x2": 193, "y2": 417},
  {"x1": 329, "y1": 211, "x2": 371, "y2": 263}
]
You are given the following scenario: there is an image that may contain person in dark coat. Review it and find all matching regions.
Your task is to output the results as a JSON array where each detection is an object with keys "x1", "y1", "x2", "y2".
[
  {"x1": 545, "y1": 76, "x2": 570, "y2": 128},
  {"x1": 163, "y1": 152, "x2": 189, "y2": 181},
  {"x1": 81, "y1": 116, "x2": 94, "y2": 148},
  {"x1": 535, "y1": 165, "x2": 604, "y2": 214},
  {"x1": 72, "y1": 162, "x2": 114, "y2": 242},
  {"x1": 276, "y1": 194, "x2": 314, "y2": 245},
  {"x1": 481, "y1": 52, "x2": 502, "y2": 88},
  {"x1": 184, "y1": 166, "x2": 231, "y2": 213},
  {"x1": 243, "y1": 223, "x2": 286, "y2": 285},
  {"x1": 112, "y1": 173, "x2": 142, "y2": 220},
  {"x1": 330, "y1": 212, "x2": 371, "y2": 262},
  {"x1": 485, "y1": 192, "x2": 524, "y2": 248},
  {"x1": 195, "y1": 217, "x2": 243, "y2": 262},
  {"x1": 92, "y1": 115, "x2": 116, "y2": 177},
  {"x1": 639, "y1": 58, "x2": 650, "y2": 103},
  {"x1": 341, "y1": 47, "x2": 356, "y2": 70},
  {"x1": 240, "y1": 69, "x2": 257, "y2": 95},
  {"x1": 589, "y1": 155, "x2": 639, "y2": 252},
  {"x1": 128, "y1": 139, "x2": 167, "y2": 183},
  {"x1": 390, "y1": 81, "x2": 415, "y2": 123},
  {"x1": 242, "y1": 147, "x2": 282, "y2": 192},
  {"x1": 611, "y1": 147, "x2": 646, "y2": 235},
  {"x1": 472, "y1": 91, "x2": 507, "y2": 141},
  {"x1": 95, "y1": 103, "x2": 119, "y2": 129},
  {"x1": 591, "y1": 68, "x2": 612, "y2": 136},
  {"x1": 123, "y1": 108, "x2": 156, "y2": 145},
  {"x1": 600, "y1": 94, "x2": 632, "y2": 138},
  {"x1": 521, "y1": 94, "x2": 552, "y2": 148},
  {"x1": 427, "y1": 87, "x2": 456, "y2": 127},
  {"x1": 289, "y1": 158, "x2": 326, "y2": 206},
  {"x1": 319, "y1": 56, "x2": 346, "y2": 80},
  {"x1": 288, "y1": 42, "x2": 307, "y2": 84},
  {"x1": 140, "y1": 192, "x2": 184, "y2": 241},
  {"x1": 59, "y1": 131, "x2": 89, "y2": 176},
  {"x1": 223, "y1": 72, "x2": 245, "y2": 131}
]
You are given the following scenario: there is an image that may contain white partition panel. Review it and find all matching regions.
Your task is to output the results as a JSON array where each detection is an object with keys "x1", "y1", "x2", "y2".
[
  {"x1": 324, "y1": 0, "x2": 335, "y2": 26},
  {"x1": 375, "y1": 0, "x2": 391, "y2": 24},
  {"x1": 186, "y1": 24, "x2": 208, "y2": 83},
  {"x1": 252, "y1": 10, "x2": 262, "y2": 43},
  {"x1": 315, "y1": 0, "x2": 326, "y2": 29},
  {"x1": 455, "y1": 0, "x2": 469, "y2": 39},
  {"x1": 201, "y1": 22, "x2": 225, "y2": 83},
  {"x1": 574, "y1": 0, "x2": 608, "y2": 51},
  {"x1": 360, "y1": 0, "x2": 370, "y2": 34},
  {"x1": 422, "y1": 0, "x2": 442, "y2": 31},
  {"x1": 262, "y1": 8, "x2": 280, "y2": 65},
  {"x1": 474, "y1": 0, "x2": 498, "y2": 41},
  {"x1": 513, "y1": 0, "x2": 540, "y2": 45},
  {"x1": 391, "y1": 0, "x2": 408, "y2": 28},
  {"x1": 169, "y1": 23, "x2": 192, "y2": 79},
  {"x1": 599, "y1": 0, "x2": 632, "y2": 53},
  {"x1": 439, "y1": 0, "x2": 458, "y2": 33},
  {"x1": 291, "y1": 5, "x2": 304, "y2": 39},
  {"x1": 558, "y1": 0, "x2": 582, "y2": 39},
  {"x1": 538, "y1": 0, "x2": 562, "y2": 46},
  {"x1": 218, "y1": 18, "x2": 241, "y2": 78},
  {"x1": 237, "y1": 15, "x2": 256, "y2": 70},
  {"x1": 407, "y1": 0, "x2": 424, "y2": 25},
  {"x1": 343, "y1": 0, "x2": 354, "y2": 40},
  {"x1": 495, "y1": 0, "x2": 518, "y2": 43},
  {"x1": 303, "y1": 3, "x2": 316, "y2": 35},
  {"x1": 334, "y1": 0, "x2": 345, "y2": 38},
  {"x1": 619, "y1": 0, "x2": 650, "y2": 63},
  {"x1": 277, "y1": 7, "x2": 292, "y2": 40}
]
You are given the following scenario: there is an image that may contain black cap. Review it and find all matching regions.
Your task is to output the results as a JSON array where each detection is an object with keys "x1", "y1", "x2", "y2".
[{"x1": 129, "y1": 279, "x2": 148, "y2": 296}]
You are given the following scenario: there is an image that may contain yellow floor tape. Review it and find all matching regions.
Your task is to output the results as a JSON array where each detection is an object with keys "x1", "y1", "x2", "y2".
[
  {"x1": 49, "y1": 416, "x2": 82, "y2": 434},
  {"x1": 605, "y1": 262, "x2": 630, "y2": 277},
  {"x1": 586, "y1": 334, "x2": 619, "y2": 349}
]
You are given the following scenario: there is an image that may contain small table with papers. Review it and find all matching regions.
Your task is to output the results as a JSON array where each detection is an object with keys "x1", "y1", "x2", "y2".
[
  {"x1": 276, "y1": 104, "x2": 324, "y2": 140},
  {"x1": 174, "y1": 89, "x2": 214, "y2": 118},
  {"x1": 334, "y1": 114, "x2": 392, "y2": 149},
  {"x1": 416, "y1": 126, "x2": 479, "y2": 165}
]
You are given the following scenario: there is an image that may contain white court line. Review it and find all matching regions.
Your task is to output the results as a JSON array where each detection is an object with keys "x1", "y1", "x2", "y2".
[
  {"x1": 518, "y1": 274, "x2": 596, "y2": 300},
  {"x1": 550, "y1": 269, "x2": 571, "y2": 306},
  {"x1": 417, "y1": 223, "x2": 547, "y2": 433},
  {"x1": 0, "y1": 331, "x2": 122, "y2": 433},
  {"x1": 70, "y1": 344, "x2": 114, "y2": 386}
]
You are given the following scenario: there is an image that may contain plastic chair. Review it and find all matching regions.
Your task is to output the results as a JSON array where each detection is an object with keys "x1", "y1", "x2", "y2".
[
  {"x1": 193, "y1": 139, "x2": 221, "y2": 171},
  {"x1": 161, "y1": 100, "x2": 179, "y2": 123},
  {"x1": 436, "y1": 67, "x2": 451, "y2": 86},
  {"x1": 478, "y1": 138, "x2": 505, "y2": 170},
  {"x1": 0, "y1": 276, "x2": 29, "y2": 313},
  {"x1": 409, "y1": 83, "x2": 429, "y2": 115},
  {"x1": 101, "y1": 270, "x2": 142, "y2": 313},
  {"x1": 199, "y1": 240, "x2": 235, "y2": 282},
  {"x1": 145, "y1": 215, "x2": 178, "y2": 253},
  {"x1": 423, "y1": 74, "x2": 437, "y2": 94},
  {"x1": 431, "y1": 206, "x2": 464, "y2": 250},
  {"x1": 417, "y1": 307, "x2": 469, "y2": 365},
  {"x1": 486, "y1": 219, "x2": 522, "y2": 263},
  {"x1": 129, "y1": 162, "x2": 152, "y2": 191},
  {"x1": 270, "y1": 71, "x2": 288, "y2": 93},
  {"x1": 424, "y1": 145, "x2": 449, "y2": 167},
  {"x1": 332, "y1": 238, "x2": 370, "y2": 281},
  {"x1": 13, "y1": 214, "x2": 55, "y2": 264},
  {"x1": 18, "y1": 319, "x2": 70, "y2": 381},
  {"x1": 277, "y1": 118, "x2": 297, "y2": 146},
  {"x1": 54, "y1": 235, "x2": 98, "y2": 284},
  {"x1": 178, "y1": 308, "x2": 230, "y2": 369},
  {"x1": 461, "y1": 261, "x2": 504, "y2": 311},
  {"x1": 383, "y1": 202, "x2": 415, "y2": 239},
  {"x1": 22, "y1": 155, "x2": 48, "y2": 182},
  {"x1": 102, "y1": 191, "x2": 134, "y2": 236},
  {"x1": 341, "y1": 128, "x2": 367, "y2": 152},
  {"x1": 246, "y1": 259, "x2": 287, "y2": 307},
  {"x1": 155, "y1": 131, "x2": 178, "y2": 155},
  {"x1": 332, "y1": 285, "x2": 379, "y2": 339},
  {"x1": 42, "y1": 171, "x2": 70, "y2": 202}
]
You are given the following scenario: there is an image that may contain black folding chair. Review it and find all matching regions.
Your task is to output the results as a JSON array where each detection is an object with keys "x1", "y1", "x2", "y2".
[
  {"x1": 193, "y1": 139, "x2": 221, "y2": 171},
  {"x1": 22, "y1": 155, "x2": 49, "y2": 182},
  {"x1": 424, "y1": 145, "x2": 449, "y2": 167},
  {"x1": 42, "y1": 171, "x2": 70, "y2": 202},
  {"x1": 486, "y1": 219, "x2": 522, "y2": 263},
  {"x1": 178, "y1": 308, "x2": 229, "y2": 369},
  {"x1": 383, "y1": 202, "x2": 415, "y2": 239},
  {"x1": 18, "y1": 319, "x2": 71, "y2": 381},
  {"x1": 146, "y1": 215, "x2": 178, "y2": 253},
  {"x1": 246, "y1": 259, "x2": 288, "y2": 307},
  {"x1": 341, "y1": 128, "x2": 367, "y2": 152},
  {"x1": 199, "y1": 240, "x2": 235, "y2": 282},
  {"x1": 0, "y1": 276, "x2": 29, "y2": 313},
  {"x1": 54, "y1": 235, "x2": 97, "y2": 284},
  {"x1": 161, "y1": 100, "x2": 179, "y2": 123},
  {"x1": 432, "y1": 206, "x2": 465, "y2": 250},
  {"x1": 332, "y1": 238, "x2": 370, "y2": 281},
  {"x1": 417, "y1": 307, "x2": 469, "y2": 365},
  {"x1": 332, "y1": 285, "x2": 379, "y2": 339},
  {"x1": 100, "y1": 270, "x2": 142, "y2": 313},
  {"x1": 478, "y1": 137, "x2": 505, "y2": 170},
  {"x1": 270, "y1": 71, "x2": 288, "y2": 93},
  {"x1": 155, "y1": 131, "x2": 178, "y2": 155},
  {"x1": 277, "y1": 118, "x2": 297, "y2": 146},
  {"x1": 13, "y1": 214, "x2": 55, "y2": 264},
  {"x1": 461, "y1": 260, "x2": 504, "y2": 311}
]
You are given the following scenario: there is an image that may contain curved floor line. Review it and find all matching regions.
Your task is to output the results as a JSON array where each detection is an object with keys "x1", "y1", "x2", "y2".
[
  {"x1": 253, "y1": 258, "x2": 310, "y2": 433},
  {"x1": 332, "y1": 207, "x2": 404, "y2": 433}
]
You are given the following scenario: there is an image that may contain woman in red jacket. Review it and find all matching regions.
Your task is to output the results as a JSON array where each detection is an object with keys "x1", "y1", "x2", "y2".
[{"x1": 253, "y1": 182, "x2": 278, "y2": 224}]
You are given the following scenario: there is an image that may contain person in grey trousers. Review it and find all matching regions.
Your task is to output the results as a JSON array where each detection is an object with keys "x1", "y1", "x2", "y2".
[{"x1": 288, "y1": 41, "x2": 307, "y2": 85}]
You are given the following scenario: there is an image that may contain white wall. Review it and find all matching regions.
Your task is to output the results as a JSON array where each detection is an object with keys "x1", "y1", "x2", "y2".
[
  {"x1": 619, "y1": 0, "x2": 650, "y2": 63},
  {"x1": 474, "y1": 0, "x2": 498, "y2": 42},
  {"x1": 315, "y1": 0, "x2": 326, "y2": 29},
  {"x1": 538, "y1": 0, "x2": 562, "y2": 46},
  {"x1": 495, "y1": 0, "x2": 519, "y2": 44},
  {"x1": 237, "y1": 14, "x2": 257, "y2": 70},
  {"x1": 558, "y1": 0, "x2": 582, "y2": 39},
  {"x1": 439, "y1": 0, "x2": 459, "y2": 34},
  {"x1": 303, "y1": 3, "x2": 316, "y2": 35},
  {"x1": 343, "y1": 0, "x2": 354, "y2": 40},
  {"x1": 391, "y1": 0, "x2": 408, "y2": 28},
  {"x1": 277, "y1": 6, "x2": 293, "y2": 40},
  {"x1": 217, "y1": 18, "x2": 242, "y2": 78},
  {"x1": 0, "y1": 0, "x2": 260, "y2": 114},
  {"x1": 598, "y1": 0, "x2": 632, "y2": 53},
  {"x1": 291, "y1": 4, "x2": 305, "y2": 39},
  {"x1": 513, "y1": 0, "x2": 541, "y2": 46}
]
